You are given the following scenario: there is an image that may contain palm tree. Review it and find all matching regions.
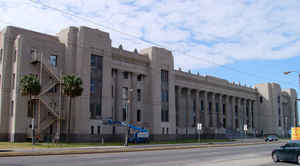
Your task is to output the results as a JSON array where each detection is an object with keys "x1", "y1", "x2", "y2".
[
  {"x1": 63, "y1": 75, "x2": 83, "y2": 142},
  {"x1": 20, "y1": 74, "x2": 41, "y2": 144}
]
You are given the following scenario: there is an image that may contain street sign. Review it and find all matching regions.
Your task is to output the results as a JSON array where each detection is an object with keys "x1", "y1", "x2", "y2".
[
  {"x1": 244, "y1": 124, "x2": 248, "y2": 131},
  {"x1": 197, "y1": 123, "x2": 202, "y2": 130}
]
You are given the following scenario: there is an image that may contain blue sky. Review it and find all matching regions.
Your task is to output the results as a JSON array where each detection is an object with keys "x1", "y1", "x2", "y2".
[{"x1": 0, "y1": 0, "x2": 300, "y2": 97}]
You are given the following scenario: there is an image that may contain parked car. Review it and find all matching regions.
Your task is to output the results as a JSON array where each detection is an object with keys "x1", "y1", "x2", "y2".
[
  {"x1": 272, "y1": 141, "x2": 300, "y2": 164},
  {"x1": 265, "y1": 135, "x2": 279, "y2": 142}
]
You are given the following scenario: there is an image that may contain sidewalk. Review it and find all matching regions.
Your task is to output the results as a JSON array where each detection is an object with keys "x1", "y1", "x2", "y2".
[{"x1": 0, "y1": 138, "x2": 285, "y2": 157}]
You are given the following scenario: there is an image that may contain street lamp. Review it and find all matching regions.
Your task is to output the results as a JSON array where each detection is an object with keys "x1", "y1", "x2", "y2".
[{"x1": 283, "y1": 71, "x2": 300, "y2": 127}]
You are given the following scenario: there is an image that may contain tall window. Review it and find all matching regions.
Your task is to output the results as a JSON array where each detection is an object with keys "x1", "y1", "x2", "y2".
[
  {"x1": 90, "y1": 104, "x2": 95, "y2": 119},
  {"x1": 96, "y1": 104, "x2": 101, "y2": 117},
  {"x1": 137, "y1": 74, "x2": 143, "y2": 81},
  {"x1": 91, "y1": 126, "x2": 94, "y2": 135},
  {"x1": 223, "y1": 104, "x2": 226, "y2": 115},
  {"x1": 137, "y1": 110, "x2": 141, "y2": 122},
  {"x1": 137, "y1": 89, "x2": 141, "y2": 102},
  {"x1": 50, "y1": 55, "x2": 57, "y2": 67},
  {"x1": 209, "y1": 102, "x2": 212, "y2": 127},
  {"x1": 123, "y1": 72, "x2": 129, "y2": 79},
  {"x1": 90, "y1": 80, "x2": 95, "y2": 95},
  {"x1": 193, "y1": 99, "x2": 196, "y2": 127},
  {"x1": 91, "y1": 55, "x2": 96, "y2": 67},
  {"x1": 161, "y1": 109, "x2": 169, "y2": 122},
  {"x1": 246, "y1": 104, "x2": 249, "y2": 117},
  {"x1": 201, "y1": 100, "x2": 204, "y2": 112},
  {"x1": 161, "y1": 70, "x2": 169, "y2": 122},
  {"x1": 279, "y1": 119, "x2": 281, "y2": 127},
  {"x1": 97, "y1": 126, "x2": 101, "y2": 135},
  {"x1": 123, "y1": 108, "x2": 127, "y2": 121},
  {"x1": 235, "y1": 119, "x2": 239, "y2": 128},
  {"x1": 90, "y1": 54, "x2": 103, "y2": 119},
  {"x1": 235, "y1": 105, "x2": 238, "y2": 117},
  {"x1": 208, "y1": 102, "x2": 212, "y2": 114}
]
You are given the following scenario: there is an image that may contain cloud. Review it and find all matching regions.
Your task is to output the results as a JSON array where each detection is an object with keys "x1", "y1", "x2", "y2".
[{"x1": 0, "y1": 0, "x2": 300, "y2": 70}]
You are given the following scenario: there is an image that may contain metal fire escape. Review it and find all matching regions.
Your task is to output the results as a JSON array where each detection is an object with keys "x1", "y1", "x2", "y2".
[{"x1": 30, "y1": 52, "x2": 63, "y2": 140}]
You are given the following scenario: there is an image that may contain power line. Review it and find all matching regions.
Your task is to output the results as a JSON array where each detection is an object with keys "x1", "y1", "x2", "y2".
[{"x1": 26, "y1": 0, "x2": 298, "y2": 87}]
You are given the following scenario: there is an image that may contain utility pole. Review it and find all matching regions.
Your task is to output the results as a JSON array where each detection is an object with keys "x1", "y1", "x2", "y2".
[{"x1": 284, "y1": 71, "x2": 300, "y2": 127}]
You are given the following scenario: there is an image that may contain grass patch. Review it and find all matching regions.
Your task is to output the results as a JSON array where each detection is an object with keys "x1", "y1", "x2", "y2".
[
  {"x1": 149, "y1": 138, "x2": 233, "y2": 145},
  {"x1": 0, "y1": 139, "x2": 233, "y2": 149},
  {"x1": 0, "y1": 142, "x2": 125, "y2": 149}
]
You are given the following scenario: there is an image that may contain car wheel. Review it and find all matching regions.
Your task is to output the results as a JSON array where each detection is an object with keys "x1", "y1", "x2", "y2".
[
  {"x1": 272, "y1": 153, "x2": 279, "y2": 162},
  {"x1": 297, "y1": 155, "x2": 300, "y2": 164}
]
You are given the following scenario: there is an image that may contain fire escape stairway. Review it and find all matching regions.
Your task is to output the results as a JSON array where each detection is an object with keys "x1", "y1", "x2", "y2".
[
  {"x1": 38, "y1": 81, "x2": 57, "y2": 97},
  {"x1": 31, "y1": 53, "x2": 60, "y2": 81},
  {"x1": 40, "y1": 95, "x2": 60, "y2": 118},
  {"x1": 40, "y1": 115, "x2": 57, "y2": 132},
  {"x1": 31, "y1": 53, "x2": 63, "y2": 118}
]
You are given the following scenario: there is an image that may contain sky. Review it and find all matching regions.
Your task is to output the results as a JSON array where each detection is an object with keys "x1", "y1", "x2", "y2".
[{"x1": 0, "y1": 0, "x2": 300, "y2": 97}]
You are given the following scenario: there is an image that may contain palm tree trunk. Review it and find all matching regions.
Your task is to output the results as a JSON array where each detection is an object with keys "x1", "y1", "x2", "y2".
[{"x1": 67, "y1": 97, "x2": 72, "y2": 142}]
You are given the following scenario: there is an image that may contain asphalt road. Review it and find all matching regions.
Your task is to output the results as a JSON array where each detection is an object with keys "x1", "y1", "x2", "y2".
[{"x1": 0, "y1": 143, "x2": 297, "y2": 166}]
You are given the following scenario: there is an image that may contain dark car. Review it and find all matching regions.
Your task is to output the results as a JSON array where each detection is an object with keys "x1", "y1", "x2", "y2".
[
  {"x1": 265, "y1": 135, "x2": 279, "y2": 142},
  {"x1": 272, "y1": 141, "x2": 300, "y2": 164}
]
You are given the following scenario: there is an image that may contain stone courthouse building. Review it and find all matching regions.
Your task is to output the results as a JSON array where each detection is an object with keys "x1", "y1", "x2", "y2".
[{"x1": 0, "y1": 26, "x2": 298, "y2": 142}]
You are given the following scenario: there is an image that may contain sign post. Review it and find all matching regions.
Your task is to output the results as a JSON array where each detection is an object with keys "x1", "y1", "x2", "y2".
[{"x1": 197, "y1": 123, "x2": 202, "y2": 143}]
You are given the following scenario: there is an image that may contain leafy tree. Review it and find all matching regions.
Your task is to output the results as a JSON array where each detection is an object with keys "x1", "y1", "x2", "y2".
[
  {"x1": 20, "y1": 74, "x2": 41, "y2": 143},
  {"x1": 63, "y1": 75, "x2": 83, "y2": 142}
]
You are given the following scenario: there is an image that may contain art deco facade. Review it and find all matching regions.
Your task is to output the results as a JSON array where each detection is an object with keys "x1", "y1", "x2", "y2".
[{"x1": 0, "y1": 26, "x2": 298, "y2": 142}]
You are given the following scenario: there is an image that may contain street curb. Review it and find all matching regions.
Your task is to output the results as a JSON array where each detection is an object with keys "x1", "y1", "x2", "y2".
[{"x1": 0, "y1": 141, "x2": 282, "y2": 157}]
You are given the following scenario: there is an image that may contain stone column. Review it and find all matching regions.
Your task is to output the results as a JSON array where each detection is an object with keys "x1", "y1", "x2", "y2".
[
  {"x1": 237, "y1": 98, "x2": 241, "y2": 130},
  {"x1": 130, "y1": 72, "x2": 137, "y2": 124},
  {"x1": 212, "y1": 93, "x2": 216, "y2": 128},
  {"x1": 186, "y1": 89, "x2": 191, "y2": 129},
  {"x1": 249, "y1": 100, "x2": 252, "y2": 129},
  {"x1": 232, "y1": 97, "x2": 236, "y2": 129},
  {"x1": 225, "y1": 95, "x2": 231, "y2": 129},
  {"x1": 178, "y1": 87, "x2": 185, "y2": 129},
  {"x1": 219, "y1": 95, "x2": 223, "y2": 128},
  {"x1": 243, "y1": 99, "x2": 247, "y2": 130},
  {"x1": 252, "y1": 101, "x2": 257, "y2": 132},
  {"x1": 204, "y1": 91, "x2": 209, "y2": 128},
  {"x1": 195, "y1": 91, "x2": 200, "y2": 126}
]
